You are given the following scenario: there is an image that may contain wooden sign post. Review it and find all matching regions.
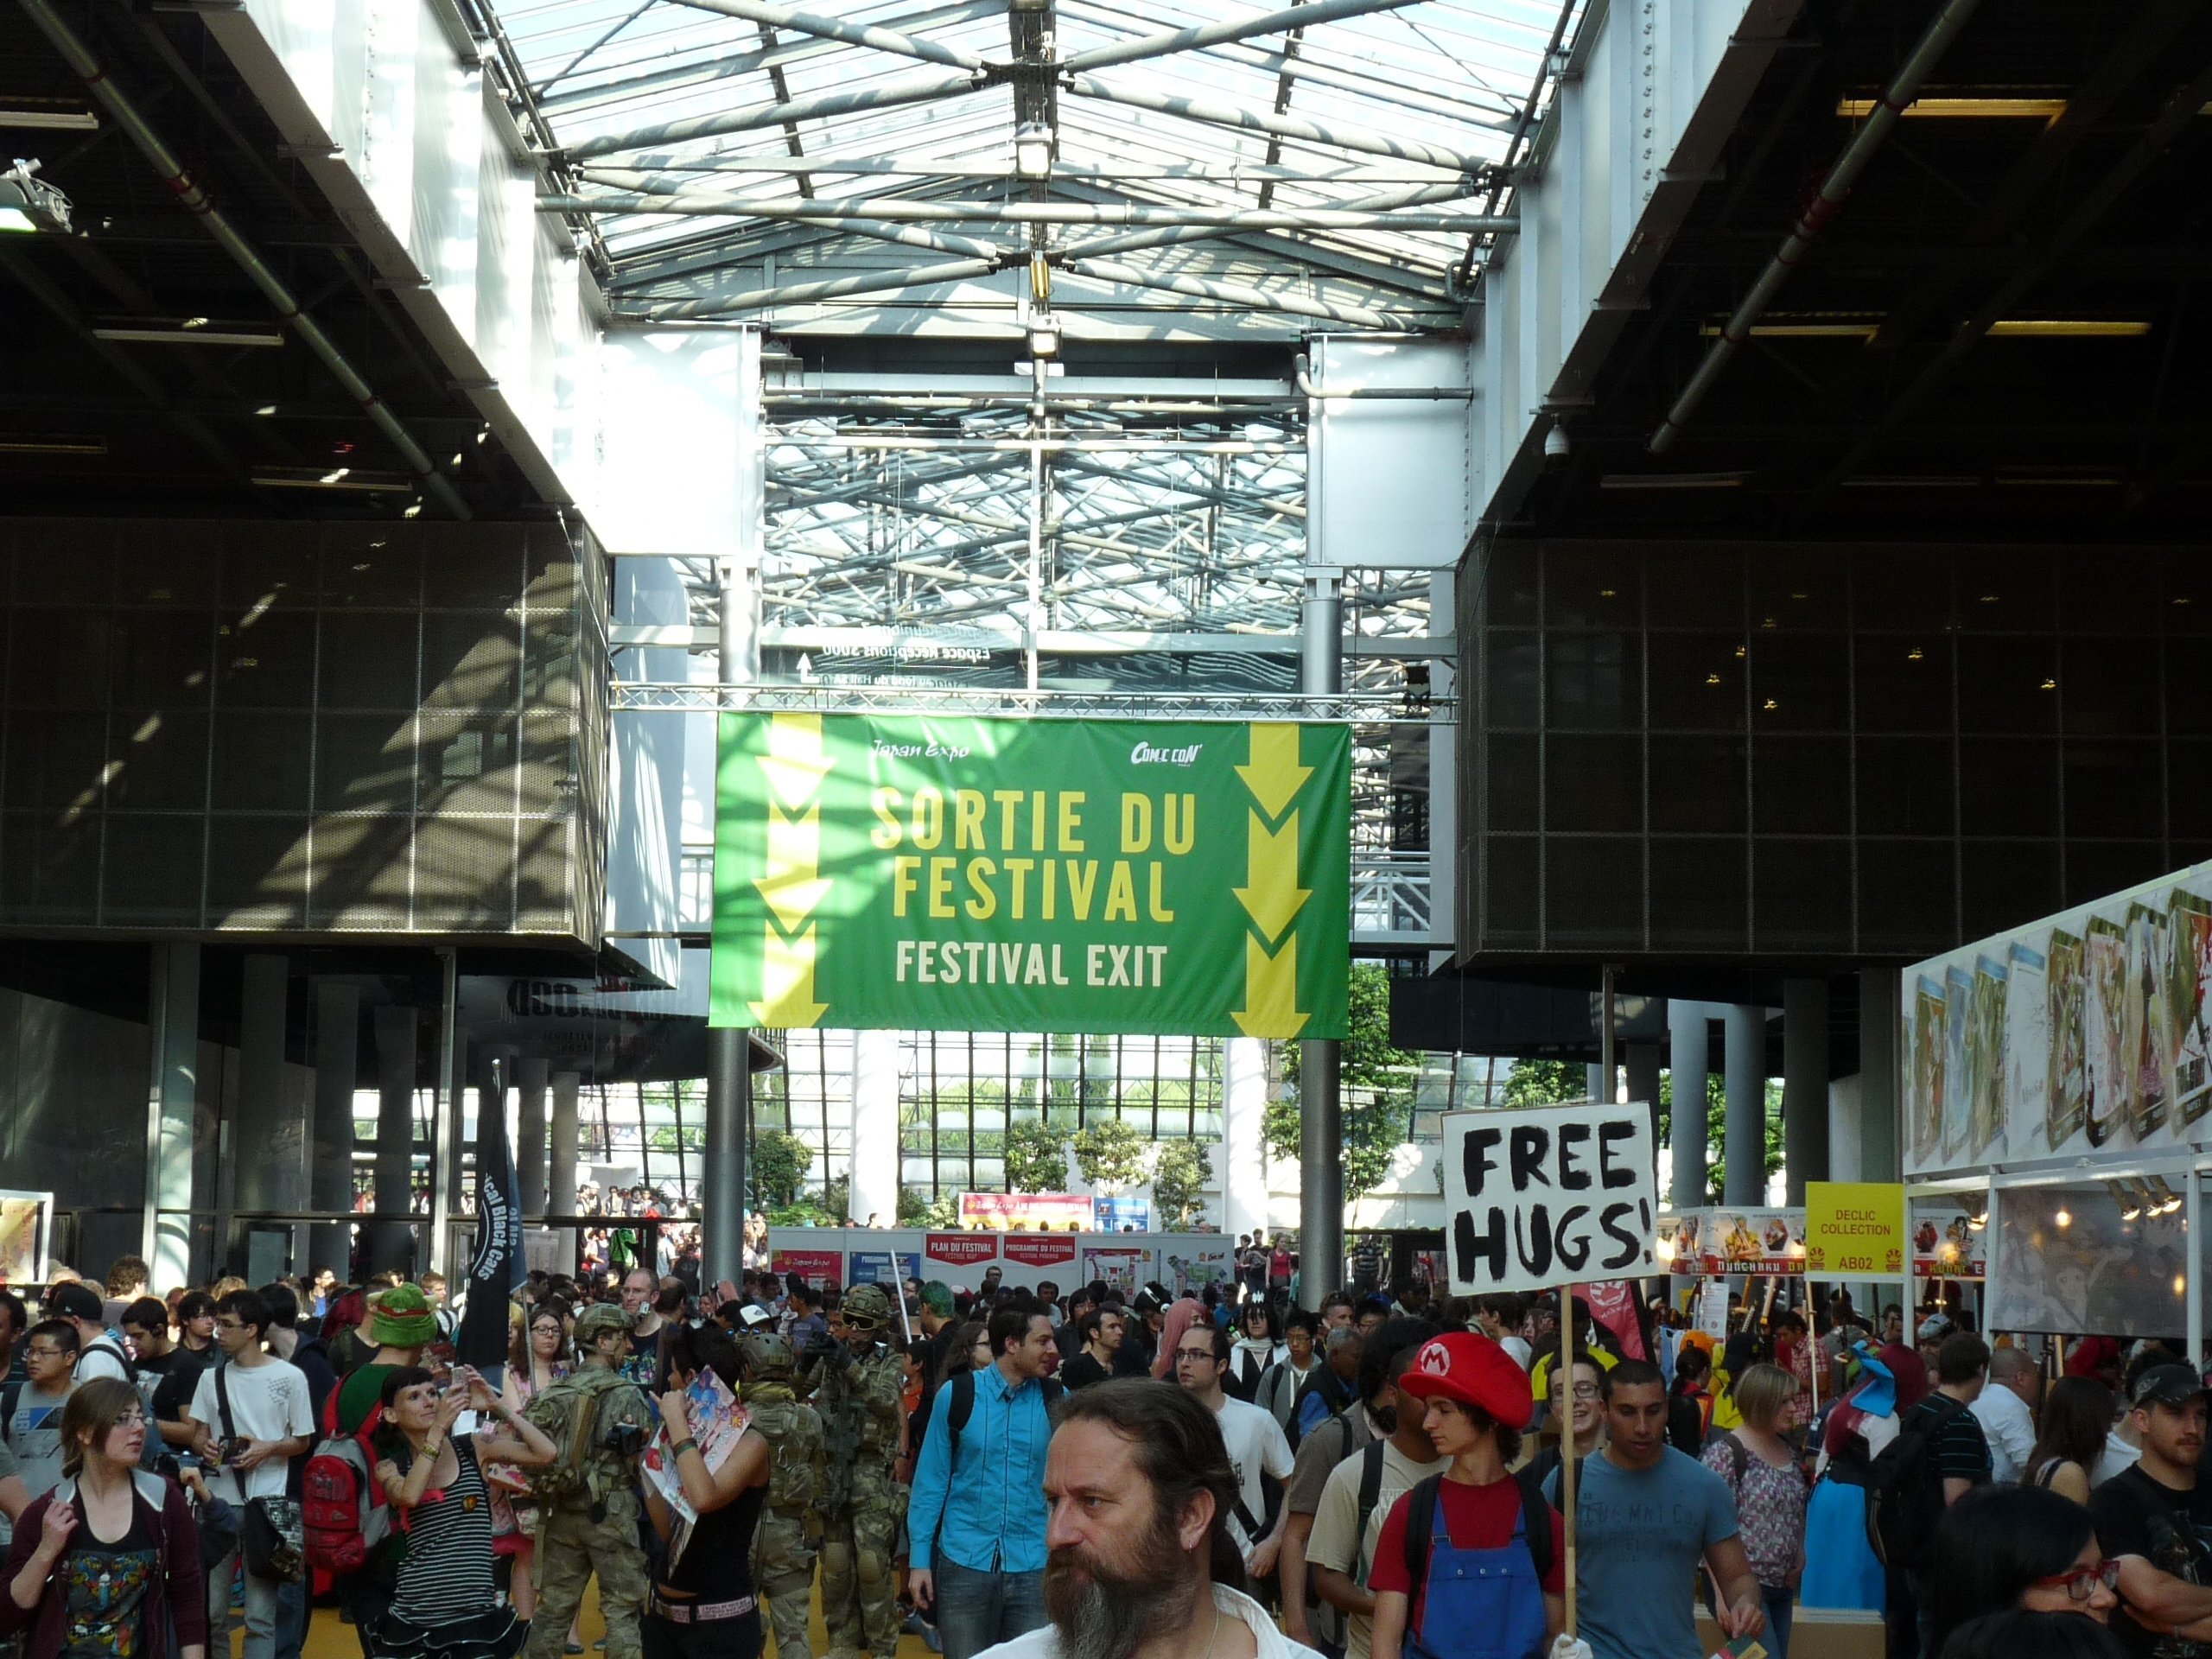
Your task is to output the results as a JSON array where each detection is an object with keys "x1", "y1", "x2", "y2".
[{"x1": 1559, "y1": 1280, "x2": 1579, "y2": 1637}]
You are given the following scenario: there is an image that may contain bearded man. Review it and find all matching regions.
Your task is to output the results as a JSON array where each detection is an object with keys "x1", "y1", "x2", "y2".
[{"x1": 970, "y1": 1377, "x2": 1321, "y2": 1659}]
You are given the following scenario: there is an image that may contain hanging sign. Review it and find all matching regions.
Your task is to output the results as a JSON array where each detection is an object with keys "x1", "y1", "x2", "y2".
[
  {"x1": 1803, "y1": 1182, "x2": 1907, "y2": 1276},
  {"x1": 1440, "y1": 1101, "x2": 1660, "y2": 1295},
  {"x1": 709, "y1": 713, "x2": 1351, "y2": 1038}
]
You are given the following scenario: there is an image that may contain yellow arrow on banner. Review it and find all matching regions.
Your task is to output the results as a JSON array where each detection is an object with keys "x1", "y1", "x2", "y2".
[
  {"x1": 749, "y1": 924, "x2": 829, "y2": 1028},
  {"x1": 755, "y1": 712, "x2": 834, "y2": 811},
  {"x1": 1232, "y1": 809, "x2": 1308, "y2": 942},
  {"x1": 1234, "y1": 933, "x2": 1308, "y2": 1040},
  {"x1": 753, "y1": 800, "x2": 831, "y2": 932},
  {"x1": 1235, "y1": 722, "x2": 1311, "y2": 820}
]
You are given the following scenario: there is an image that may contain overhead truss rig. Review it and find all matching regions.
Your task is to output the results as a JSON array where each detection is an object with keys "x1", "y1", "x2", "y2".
[
  {"x1": 496, "y1": 0, "x2": 1580, "y2": 332},
  {"x1": 607, "y1": 682, "x2": 1444, "y2": 724}
]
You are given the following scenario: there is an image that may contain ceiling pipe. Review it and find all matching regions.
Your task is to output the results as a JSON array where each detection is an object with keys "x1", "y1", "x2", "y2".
[
  {"x1": 661, "y1": 0, "x2": 987, "y2": 71},
  {"x1": 1060, "y1": 0, "x2": 1427, "y2": 73},
  {"x1": 568, "y1": 67, "x2": 981, "y2": 160},
  {"x1": 1294, "y1": 353, "x2": 1474, "y2": 400},
  {"x1": 1058, "y1": 256, "x2": 1448, "y2": 329},
  {"x1": 16, "y1": 0, "x2": 472, "y2": 518},
  {"x1": 1064, "y1": 74, "x2": 1509, "y2": 169},
  {"x1": 547, "y1": 191, "x2": 1515, "y2": 232},
  {"x1": 1646, "y1": 0, "x2": 1983, "y2": 455}
]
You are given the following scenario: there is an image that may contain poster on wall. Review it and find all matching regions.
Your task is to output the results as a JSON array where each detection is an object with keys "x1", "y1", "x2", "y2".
[
  {"x1": 1004, "y1": 1234, "x2": 1080, "y2": 1270},
  {"x1": 0, "y1": 1192, "x2": 50, "y2": 1286},
  {"x1": 1684, "y1": 1209, "x2": 1806, "y2": 1274},
  {"x1": 959, "y1": 1193, "x2": 1094, "y2": 1231},
  {"x1": 1987, "y1": 1185, "x2": 2185, "y2": 1337},
  {"x1": 1083, "y1": 1246, "x2": 1154, "y2": 1293},
  {"x1": 1911, "y1": 1201, "x2": 1986, "y2": 1281},
  {"x1": 1804, "y1": 1183, "x2": 1906, "y2": 1277},
  {"x1": 1094, "y1": 1196, "x2": 1153, "y2": 1232},
  {"x1": 847, "y1": 1251, "x2": 921, "y2": 1287},
  {"x1": 768, "y1": 1248, "x2": 844, "y2": 1285},
  {"x1": 710, "y1": 712, "x2": 1351, "y2": 1039},
  {"x1": 1904, "y1": 855, "x2": 2212, "y2": 1176},
  {"x1": 1162, "y1": 1240, "x2": 1236, "y2": 1294}
]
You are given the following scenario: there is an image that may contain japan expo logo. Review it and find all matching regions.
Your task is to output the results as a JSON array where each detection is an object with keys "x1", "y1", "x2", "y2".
[{"x1": 1417, "y1": 1341, "x2": 1452, "y2": 1376}]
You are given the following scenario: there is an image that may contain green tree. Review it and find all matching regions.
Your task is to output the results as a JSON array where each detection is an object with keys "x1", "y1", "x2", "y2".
[
  {"x1": 750, "y1": 1129, "x2": 815, "y2": 1207},
  {"x1": 1268, "y1": 963, "x2": 1417, "y2": 1201},
  {"x1": 898, "y1": 1187, "x2": 958, "y2": 1228},
  {"x1": 1655, "y1": 1072, "x2": 1783, "y2": 1203},
  {"x1": 1072, "y1": 1117, "x2": 1147, "y2": 1190},
  {"x1": 1498, "y1": 1059, "x2": 1585, "y2": 1108},
  {"x1": 1151, "y1": 1140, "x2": 1213, "y2": 1229},
  {"x1": 1003, "y1": 1119, "x2": 1070, "y2": 1192}
]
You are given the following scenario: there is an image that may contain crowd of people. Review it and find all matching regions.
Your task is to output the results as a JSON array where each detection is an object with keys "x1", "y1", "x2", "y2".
[{"x1": 0, "y1": 1255, "x2": 2194, "y2": 1659}]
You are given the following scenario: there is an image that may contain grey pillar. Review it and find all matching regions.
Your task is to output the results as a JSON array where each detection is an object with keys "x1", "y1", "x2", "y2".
[
  {"x1": 1585, "y1": 1063, "x2": 1609, "y2": 1103},
  {"x1": 1858, "y1": 969, "x2": 1902, "y2": 1182},
  {"x1": 1724, "y1": 1004, "x2": 1765, "y2": 1205},
  {"x1": 550, "y1": 1071, "x2": 581, "y2": 1218},
  {"x1": 704, "y1": 1033, "x2": 749, "y2": 1286},
  {"x1": 1299, "y1": 569, "x2": 1343, "y2": 1309},
  {"x1": 516, "y1": 1058, "x2": 550, "y2": 1218},
  {"x1": 1783, "y1": 979, "x2": 1830, "y2": 1204},
  {"x1": 311, "y1": 983, "x2": 359, "y2": 1278},
  {"x1": 1667, "y1": 1001, "x2": 1709, "y2": 1210},
  {"x1": 430, "y1": 948, "x2": 461, "y2": 1278},
  {"x1": 1625, "y1": 1042, "x2": 1662, "y2": 1148},
  {"x1": 235, "y1": 956, "x2": 290, "y2": 1233},
  {"x1": 143, "y1": 944, "x2": 201, "y2": 1287},
  {"x1": 372, "y1": 1006, "x2": 418, "y2": 1274}
]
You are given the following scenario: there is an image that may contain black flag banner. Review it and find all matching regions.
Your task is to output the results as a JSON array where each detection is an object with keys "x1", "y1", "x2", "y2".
[{"x1": 455, "y1": 1092, "x2": 524, "y2": 1376}]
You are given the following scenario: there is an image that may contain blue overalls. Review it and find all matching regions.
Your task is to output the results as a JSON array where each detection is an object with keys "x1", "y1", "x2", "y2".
[{"x1": 1404, "y1": 1489, "x2": 1549, "y2": 1659}]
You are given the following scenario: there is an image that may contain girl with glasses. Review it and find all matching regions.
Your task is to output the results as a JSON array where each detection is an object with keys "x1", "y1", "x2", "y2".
[
  {"x1": 1, "y1": 1376, "x2": 207, "y2": 1659},
  {"x1": 1928, "y1": 1483, "x2": 2120, "y2": 1655}
]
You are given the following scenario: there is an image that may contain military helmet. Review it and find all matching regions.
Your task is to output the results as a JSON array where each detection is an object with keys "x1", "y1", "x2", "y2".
[
  {"x1": 739, "y1": 1329, "x2": 798, "y2": 1383},
  {"x1": 575, "y1": 1303, "x2": 636, "y2": 1344},
  {"x1": 842, "y1": 1282, "x2": 893, "y2": 1332}
]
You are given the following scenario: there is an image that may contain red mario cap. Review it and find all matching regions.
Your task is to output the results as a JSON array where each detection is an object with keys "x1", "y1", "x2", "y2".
[{"x1": 1395, "y1": 1332, "x2": 1529, "y2": 1424}]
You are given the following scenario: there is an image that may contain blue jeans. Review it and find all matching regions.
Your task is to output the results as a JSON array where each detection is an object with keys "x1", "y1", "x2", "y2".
[
  {"x1": 205, "y1": 1544, "x2": 282, "y2": 1659},
  {"x1": 1763, "y1": 1586, "x2": 1795, "y2": 1659},
  {"x1": 274, "y1": 1573, "x2": 308, "y2": 1659},
  {"x1": 932, "y1": 1558, "x2": 1046, "y2": 1659}
]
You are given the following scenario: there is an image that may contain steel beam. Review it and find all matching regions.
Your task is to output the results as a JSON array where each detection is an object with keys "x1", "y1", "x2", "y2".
[
  {"x1": 1064, "y1": 73, "x2": 1508, "y2": 170},
  {"x1": 625, "y1": 256, "x2": 1002, "y2": 320},
  {"x1": 554, "y1": 191, "x2": 1513, "y2": 232},
  {"x1": 1061, "y1": 0, "x2": 1424, "y2": 73},
  {"x1": 665, "y1": 0, "x2": 986, "y2": 69},
  {"x1": 1060, "y1": 254, "x2": 1449, "y2": 328},
  {"x1": 568, "y1": 68, "x2": 982, "y2": 160}
]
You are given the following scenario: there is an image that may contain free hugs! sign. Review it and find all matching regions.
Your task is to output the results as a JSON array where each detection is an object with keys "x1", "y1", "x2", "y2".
[{"x1": 1440, "y1": 1103, "x2": 1660, "y2": 1295}]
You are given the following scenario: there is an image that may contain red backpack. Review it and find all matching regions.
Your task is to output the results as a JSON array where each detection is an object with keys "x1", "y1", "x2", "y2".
[{"x1": 301, "y1": 1387, "x2": 396, "y2": 1575}]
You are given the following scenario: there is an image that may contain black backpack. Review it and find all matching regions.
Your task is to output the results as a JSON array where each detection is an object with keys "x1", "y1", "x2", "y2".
[
  {"x1": 943, "y1": 1369, "x2": 1063, "y2": 1468},
  {"x1": 1868, "y1": 1395, "x2": 1968, "y2": 1569},
  {"x1": 1401, "y1": 1469, "x2": 1554, "y2": 1624}
]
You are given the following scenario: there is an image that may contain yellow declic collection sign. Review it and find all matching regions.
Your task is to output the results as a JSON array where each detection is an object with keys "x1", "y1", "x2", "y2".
[{"x1": 1804, "y1": 1181, "x2": 1908, "y2": 1276}]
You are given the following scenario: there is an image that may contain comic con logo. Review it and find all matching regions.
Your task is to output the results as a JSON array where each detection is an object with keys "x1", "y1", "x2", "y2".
[
  {"x1": 1416, "y1": 1341, "x2": 1452, "y2": 1376},
  {"x1": 1128, "y1": 741, "x2": 1202, "y2": 766}
]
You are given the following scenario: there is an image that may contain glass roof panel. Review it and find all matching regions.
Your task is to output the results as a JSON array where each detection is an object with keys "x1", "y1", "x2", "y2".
[{"x1": 487, "y1": 0, "x2": 1584, "y2": 333}]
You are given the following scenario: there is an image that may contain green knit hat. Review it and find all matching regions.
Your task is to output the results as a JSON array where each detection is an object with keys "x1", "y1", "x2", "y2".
[{"x1": 368, "y1": 1285, "x2": 439, "y2": 1348}]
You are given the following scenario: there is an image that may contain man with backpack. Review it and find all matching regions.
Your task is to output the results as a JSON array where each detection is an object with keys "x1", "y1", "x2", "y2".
[
  {"x1": 1306, "y1": 1325, "x2": 1449, "y2": 1659},
  {"x1": 737, "y1": 1329, "x2": 826, "y2": 1659},
  {"x1": 43, "y1": 1283, "x2": 130, "y2": 1386},
  {"x1": 518, "y1": 1303, "x2": 658, "y2": 1659},
  {"x1": 1367, "y1": 1332, "x2": 1565, "y2": 1659},
  {"x1": 1294, "y1": 1326, "x2": 1364, "y2": 1444},
  {"x1": 1878, "y1": 1334, "x2": 1992, "y2": 1656}
]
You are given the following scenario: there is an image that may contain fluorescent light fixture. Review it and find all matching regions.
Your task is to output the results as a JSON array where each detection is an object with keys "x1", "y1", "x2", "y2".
[
  {"x1": 1598, "y1": 471, "x2": 1751, "y2": 490},
  {"x1": 1986, "y1": 319, "x2": 2152, "y2": 337},
  {"x1": 1699, "y1": 318, "x2": 1878, "y2": 338},
  {"x1": 0, "y1": 158, "x2": 72, "y2": 233},
  {"x1": 0, "y1": 105, "x2": 96, "y2": 130},
  {"x1": 1840, "y1": 475, "x2": 1981, "y2": 488},
  {"x1": 1027, "y1": 313, "x2": 1061, "y2": 359},
  {"x1": 0, "y1": 434, "x2": 105, "y2": 454},
  {"x1": 251, "y1": 466, "x2": 417, "y2": 493},
  {"x1": 1837, "y1": 95, "x2": 2068, "y2": 118},
  {"x1": 92, "y1": 316, "x2": 285, "y2": 346},
  {"x1": 1014, "y1": 120, "x2": 1055, "y2": 181}
]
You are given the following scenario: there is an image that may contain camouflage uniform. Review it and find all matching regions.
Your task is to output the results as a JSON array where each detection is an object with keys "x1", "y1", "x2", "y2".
[
  {"x1": 739, "y1": 1332, "x2": 827, "y2": 1659},
  {"x1": 813, "y1": 1284, "x2": 908, "y2": 1659},
  {"x1": 521, "y1": 1306, "x2": 658, "y2": 1659}
]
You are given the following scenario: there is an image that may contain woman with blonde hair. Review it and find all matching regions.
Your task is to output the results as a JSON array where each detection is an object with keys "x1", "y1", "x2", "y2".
[
  {"x1": 1, "y1": 1377, "x2": 207, "y2": 1659},
  {"x1": 1702, "y1": 1363, "x2": 1810, "y2": 1659}
]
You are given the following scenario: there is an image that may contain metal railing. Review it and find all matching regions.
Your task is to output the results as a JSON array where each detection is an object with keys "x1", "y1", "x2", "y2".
[
  {"x1": 1351, "y1": 849, "x2": 1433, "y2": 945},
  {"x1": 611, "y1": 681, "x2": 1446, "y2": 724}
]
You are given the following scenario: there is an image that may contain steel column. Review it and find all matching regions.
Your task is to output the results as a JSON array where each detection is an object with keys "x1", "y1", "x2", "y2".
[
  {"x1": 1298, "y1": 569, "x2": 1343, "y2": 1307},
  {"x1": 310, "y1": 982, "x2": 359, "y2": 1278},
  {"x1": 372, "y1": 1007, "x2": 418, "y2": 1274},
  {"x1": 1668, "y1": 1000, "x2": 1708, "y2": 1211},
  {"x1": 1723, "y1": 1005, "x2": 1765, "y2": 1205},
  {"x1": 1783, "y1": 979, "x2": 1829, "y2": 1203},
  {"x1": 143, "y1": 944, "x2": 200, "y2": 1289}
]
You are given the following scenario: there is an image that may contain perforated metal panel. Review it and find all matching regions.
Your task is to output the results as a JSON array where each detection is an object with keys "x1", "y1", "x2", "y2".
[{"x1": 0, "y1": 518, "x2": 607, "y2": 943}]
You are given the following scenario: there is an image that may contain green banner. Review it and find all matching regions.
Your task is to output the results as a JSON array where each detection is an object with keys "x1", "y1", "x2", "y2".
[{"x1": 709, "y1": 713, "x2": 1350, "y2": 1039}]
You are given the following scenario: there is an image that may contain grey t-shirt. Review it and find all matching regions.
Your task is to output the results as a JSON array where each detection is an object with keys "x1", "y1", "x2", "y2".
[
  {"x1": 4, "y1": 1382, "x2": 73, "y2": 1507},
  {"x1": 1545, "y1": 1446, "x2": 1739, "y2": 1659}
]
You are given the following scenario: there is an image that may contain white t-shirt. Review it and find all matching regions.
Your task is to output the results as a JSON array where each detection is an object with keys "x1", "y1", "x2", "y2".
[
  {"x1": 1212, "y1": 1395, "x2": 1295, "y2": 1562},
  {"x1": 3, "y1": 1382, "x2": 73, "y2": 1505},
  {"x1": 976, "y1": 1583, "x2": 1322, "y2": 1659},
  {"x1": 74, "y1": 1334, "x2": 132, "y2": 1386},
  {"x1": 188, "y1": 1357, "x2": 315, "y2": 1502},
  {"x1": 1499, "y1": 1335, "x2": 1534, "y2": 1371}
]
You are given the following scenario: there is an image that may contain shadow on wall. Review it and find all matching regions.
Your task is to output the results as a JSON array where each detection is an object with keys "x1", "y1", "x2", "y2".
[{"x1": 0, "y1": 518, "x2": 606, "y2": 939}]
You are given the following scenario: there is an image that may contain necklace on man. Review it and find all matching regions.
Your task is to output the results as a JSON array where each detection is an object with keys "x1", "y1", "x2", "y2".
[{"x1": 1194, "y1": 1604, "x2": 1222, "y2": 1659}]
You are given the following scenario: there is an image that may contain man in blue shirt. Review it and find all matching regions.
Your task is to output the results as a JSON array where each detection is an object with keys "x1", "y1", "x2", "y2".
[
  {"x1": 1542, "y1": 1357, "x2": 1764, "y2": 1659},
  {"x1": 908, "y1": 1300, "x2": 1059, "y2": 1659}
]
